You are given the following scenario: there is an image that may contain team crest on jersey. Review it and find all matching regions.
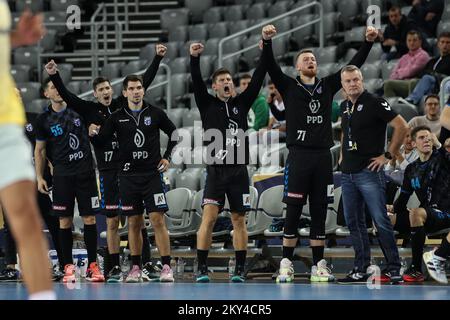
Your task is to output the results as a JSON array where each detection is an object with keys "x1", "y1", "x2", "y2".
[
  {"x1": 232, "y1": 106, "x2": 238, "y2": 115},
  {"x1": 144, "y1": 116, "x2": 152, "y2": 126},
  {"x1": 316, "y1": 86, "x2": 322, "y2": 94},
  {"x1": 309, "y1": 99, "x2": 321, "y2": 114},
  {"x1": 357, "y1": 104, "x2": 363, "y2": 111},
  {"x1": 25, "y1": 123, "x2": 33, "y2": 132},
  {"x1": 73, "y1": 118, "x2": 81, "y2": 127}
]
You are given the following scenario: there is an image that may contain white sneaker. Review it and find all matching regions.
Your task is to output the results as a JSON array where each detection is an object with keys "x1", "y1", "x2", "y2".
[
  {"x1": 423, "y1": 250, "x2": 448, "y2": 284},
  {"x1": 276, "y1": 258, "x2": 294, "y2": 283},
  {"x1": 310, "y1": 259, "x2": 335, "y2": 282},
  {"x1": 159, "y1": 264, "x2": 175, "y2": 282}
]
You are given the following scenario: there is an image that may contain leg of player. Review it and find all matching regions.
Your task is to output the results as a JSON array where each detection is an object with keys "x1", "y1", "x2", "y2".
[
  {"x1": 230, "y1": 212, "x2": 247, "y2": 283},
  {"x1": 196, "y1": 204, "x2": 220, "y2": 282},
  {"x1": 150, "y1": 212, "x2": 174, "y2": 282},
  {"x1": 82, "y1": 215, "x2": 103, "y2": 282},
  {"x1": 125, "y1": 214, "x2": 144, "y2": 283}
]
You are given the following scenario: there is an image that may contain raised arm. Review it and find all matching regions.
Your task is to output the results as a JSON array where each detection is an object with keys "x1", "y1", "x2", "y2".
[
  {"x1": 142, "y1": 43, "x2": 167, "y2": 90},
  {"x1": 327, "y1": 27, "x2": 377, "y2": 93},
  {"x1": 189, "y1": 43, "x2": 211, "y2": 112},
  {"x1": 45, "y1": 60, "x2": 94, "y2": 116},
  {"x1": 261, "y1": 25, "x2": 290, "y2": 91}
]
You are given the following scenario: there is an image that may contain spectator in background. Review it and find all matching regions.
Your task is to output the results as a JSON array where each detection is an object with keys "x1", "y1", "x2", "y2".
[
  {"x1": 384, "y1": 31, "x2": 430, "y2": 98},
  {"x1": 408, "y1": 94, "x2": 442, "y2": 137},
  {"x1": 402, "y1": 32, "x2": 450, "y2": 105},
  {"x1": 239, "y1": 74, "x2": 270, "y2": 132},
  {"x1": 261, "y1": 81, "x2": 286, "y2": 145},
  {"x1": 381, "y1": 6, "x2": 414, "y2": 61},
  {"x1": 407, "y1": 0, "x2": 444, "y2": 38}
]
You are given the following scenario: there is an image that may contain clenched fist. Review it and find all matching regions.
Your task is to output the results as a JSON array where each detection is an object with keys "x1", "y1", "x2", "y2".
[
  {"x1": 262, "y1": 25, "x2": 277, "y2": 40},
  {"x1": 44, "y1": 59, "x2": 57, "y2": 75},
  {"x1": 156, "y1": 43, "x2": 167, "y2": 57},
  {"x1": 365, "y1": 26, "x2": 378, "y2": 42},
  {"x1": 190, "y1": 42, "x2": 204, "y2": 57}
]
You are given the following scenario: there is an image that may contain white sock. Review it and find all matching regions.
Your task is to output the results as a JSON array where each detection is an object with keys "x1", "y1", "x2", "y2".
[{"x1": 29, "y1": 290, "x2": 56, "y2": 300}]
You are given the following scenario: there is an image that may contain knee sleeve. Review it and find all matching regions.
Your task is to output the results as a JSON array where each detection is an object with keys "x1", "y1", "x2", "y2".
[{"x1": 283, "y1": 204, "x2": 302, "y2": 239}]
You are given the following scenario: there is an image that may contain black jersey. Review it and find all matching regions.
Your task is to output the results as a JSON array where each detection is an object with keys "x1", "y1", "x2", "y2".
[
  {"x1": 48, "y1": 55, "x2": 163, "y2": 172},
  {"x1": 261, "y1": 38, "x2": 373, "y2": 150},
  {"x1": 394, "y1": 148, "x2": 450, "y2": 213},
  {"x1": 92, "y1": 102, "x2": 177, "y2": 176},
  {"x1": 35, "y1": 106, "x2": 94, "y2": 176},
  {"x1": 190, "y1": 51, "x2": 266, "y2": 165}
]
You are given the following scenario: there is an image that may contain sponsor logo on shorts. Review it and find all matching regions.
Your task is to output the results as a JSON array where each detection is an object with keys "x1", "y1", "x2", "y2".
[
  {"x1": 287, "y1": 192, "x2": 304, "y2": 199},
  {"x1": 154, "y1": 193, "x2": 166, "y2": 206},
  {"x1": 53, "y1": 205, "x2": 67, "y2": 211},
  {"x1": 203, "y1": 198, "x2": 220, "y2": 205},
  {"x1": 243, "y1": 194, "x2": 250, "y2": 207},
  {"x1": 327, "y1": 185, "x2": 334, "y2": 197},
  {"x1": 121, "y1": 205, "x2": 134, "y2": 211},
  {"x1": 105, "y1": 205, "x2": 119, "y2": 210},
  {"x1": 25, "y1": 123, "x2": 33, "y2": 132},
  {"x1": 91, "y1": 197, "x2": 100, "y2": 209}
]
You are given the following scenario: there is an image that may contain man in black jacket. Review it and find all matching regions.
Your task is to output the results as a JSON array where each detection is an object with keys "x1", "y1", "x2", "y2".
[
  {"x1": 190, "y1": 39, "x2": 266, "y2": 283},
  {"x1": 90, "y1": 75, "x2": 178, "y2": 283},
  {"x1": 261, "y1": 24, "x2": 378, "y2": 283}
]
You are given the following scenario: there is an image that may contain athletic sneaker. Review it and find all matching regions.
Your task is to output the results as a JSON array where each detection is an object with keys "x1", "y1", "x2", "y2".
[
  {"x1": 0, "y1": 268, "x2": 19, "y2": 281},
  {"x1": 231, "y1": 265, "x2": 246, "y2": 283},
  {"x1": 402, "y1": 267, "x2": 425, "y2": 282},
  {"x1": 374, "y1": 269, "x2": 403, "y2": 284},
  {"x1": 125, "y1": 265, "x2": 142, "y2": 283},
  {"x1": 63, "y1": 264, "x2": 76, "y2": 283},
  {"x1": 160, "y1": 264, "x2": 175, "y2": 282},
  {"x1": 310, "y1": 259, "x2": 335, "y2": 282},
  {"x1": 86, "y1": 262, "x2": 105, "y2": 282},
  {"x1": 52, "y1": 268, "x2": 64, "y2": 282},
  {"x1": 276, "y1": 258, "x2": 294, "y2": 283},
  {"x1": 337, "y1": 268, "x2": 370, "y2": 284},
  {"x1": 142, "y1": 262, "x2": 160, "y2": 282},
  {"x1": 106, "y1": 265, "x2": 122, "y2": 283},
  {"x1": 423, "y1": 250, "x2": 448, "y2": 284},
  {"x1": 196, "y1": 265, "x2": 210, "y2": 283}
]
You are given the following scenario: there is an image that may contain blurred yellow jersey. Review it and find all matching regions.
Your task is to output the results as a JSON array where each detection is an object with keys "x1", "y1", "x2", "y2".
[{"x1": 0, "y1": 0, "x2": 26, "y2": 125}]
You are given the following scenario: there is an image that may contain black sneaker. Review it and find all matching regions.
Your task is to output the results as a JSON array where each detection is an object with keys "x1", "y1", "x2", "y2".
[
  {"x1": 0, "y1": 268, "x2": 20, "y2": 281},
  {"x1": 142, "y1": 262, "x2": 160, "y2": 282},
  {"x1": 52, "y1": 268, "x2": 64, "y2": 282},
  {"x1": 231, "y1": 265, "x2": 246, "y2": 283},
  {"x1": 196, "y1": 265, "x2": 210, "y2": 283},
  {"x1": 106, "y1": 265, "x2": 122, "y2": 283},
  {"x1": 387, "y1": 269, "x2": 404, "y2": 284},
  {"x1": 337, "y1": 268, "x2": 370, "y2": 284}
]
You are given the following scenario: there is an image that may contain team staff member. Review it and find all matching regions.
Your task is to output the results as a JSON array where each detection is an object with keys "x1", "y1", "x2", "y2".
[
  {"x1": 261, "y1": 24, "x2": 378, "y2": 283},
  {"x1": 391, "y1": 126, "x2": 449, "y2": 282},
  {"x1": 190, "y1": 39, "x2": 267, "y2": 283},
  {"x1": 44, "y1": 44, "x2": 167, "y2": 282},
  {"x1": 337, "y1": 65, "x2": 408, "y2": 284},
  {"x1": 90, "y1": 75, "x2": 178, "y2": 283},
  {"x1": 35, "y1": 78, "x2": 103, "y2": 283},
  {"x1": 0, "y1": 5, "x2": 54, "y2": 299}
]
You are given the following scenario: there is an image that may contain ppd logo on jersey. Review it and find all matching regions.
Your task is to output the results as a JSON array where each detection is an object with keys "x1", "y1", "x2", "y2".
[
  {"x1": 68, "y1": 133, "x2": 84, "y2": 161},
  {"x1": 307, "y1": 100, "x2": 323, "y2": 124},
  {"x1": 133, "y1": 129, "x2": 148, "y2": 159}
]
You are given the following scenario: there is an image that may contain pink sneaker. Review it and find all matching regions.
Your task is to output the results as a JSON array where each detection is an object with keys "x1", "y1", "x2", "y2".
[
  {"x1": 125, "y1": 265, "x2": 142, "y2": 283},
  {"x1": 159, "y1": 264, "x2": 174, "y2": 282}
]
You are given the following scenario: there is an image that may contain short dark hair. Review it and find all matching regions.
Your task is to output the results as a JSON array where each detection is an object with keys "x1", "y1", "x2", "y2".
[
  {"x1": 424, "y1": 94, "x2": 440, "y2": 104},
  {"x1": 41, "y1": 77, "x2": 52, "y2": 93},
  {"x1": 389, "y1": 5, "x2": 401, "y2": 13},
  {"x1": 438, "y1": 31, "x2": 450, "y2": 40},
  {"x1": 122, "y1": 75, "x2": 143, "y2": 90},
  {"x1": 240, "y1": 74, "x2": 252, "y2": 81},
  {"x1": 295, "y1": 49, "x2": 314, "y2": 63},
  {"x1": 93, "y1": 77, "x2": 111, "y2": 91},
  {"x1": 411, "y1": 125, "x2": 431, "y2": 140},
  {"x1": 407, "y1": 30, "x2": 422, "y2": 40},
  {"x1": 211, "y1": 68, "x2": 232, "y2": 83}
]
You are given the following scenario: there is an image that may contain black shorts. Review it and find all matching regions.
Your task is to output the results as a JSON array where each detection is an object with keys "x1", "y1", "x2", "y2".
[
  {"x1": 283, "y1": 148, "x2": 334, "y2": 206},
  {"x1": 424, "y1": 206, "x2": 450, "y2": 233},
  {"x1": 118, "y1": 173, "x2": 168, "y2": 217},
  {"x1": 52, "y1": 171, "x2": 100, "y2": 217},
  {"x1": 203, "y1": 165, "x2": 250, "y2": 213},
  {"x1": 99, "y1": 170, "x2": 120, "y2": 218}
]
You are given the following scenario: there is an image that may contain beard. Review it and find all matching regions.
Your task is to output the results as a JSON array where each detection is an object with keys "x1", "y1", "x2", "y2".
[{"x1": 302, "y1": 68, "x2": 317, "y2": 77}]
